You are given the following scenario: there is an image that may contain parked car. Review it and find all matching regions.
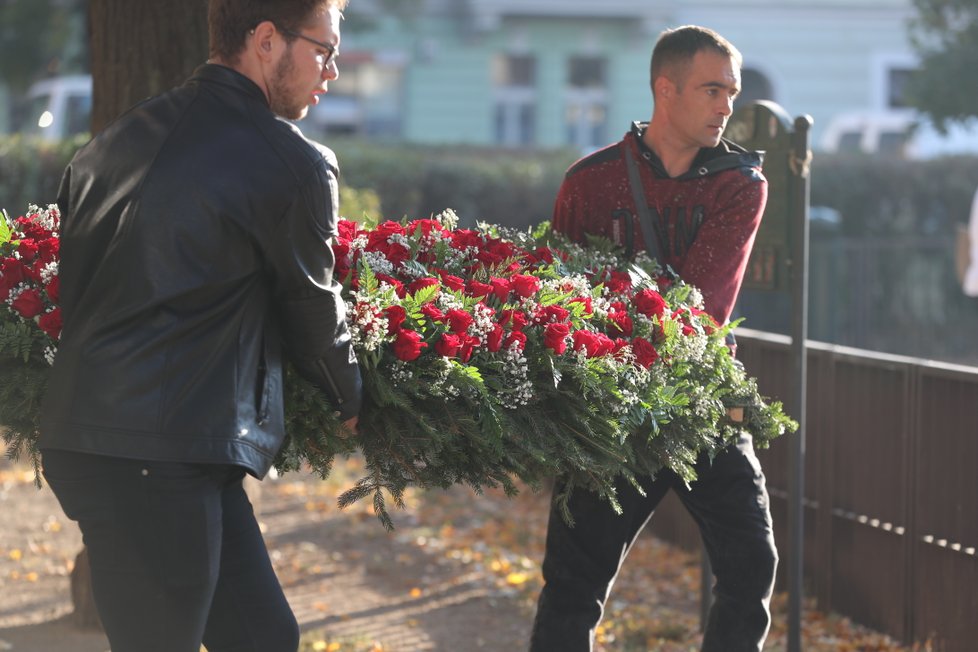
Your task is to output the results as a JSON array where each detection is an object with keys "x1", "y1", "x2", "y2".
[
  {"x1": 19, "y1": 74, "x2": 92, "y2": 141},
  {"x1": 819, "y1": 110, "x2": 978, "y2": 159}
]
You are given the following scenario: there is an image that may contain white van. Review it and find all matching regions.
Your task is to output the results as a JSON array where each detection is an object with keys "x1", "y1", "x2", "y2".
[
  {"x1": 820, "y1": 110, "x2": 978, "y2": 159},
  {"x1": 20, "y1": 75, "x2": 92, "y2": 141}
]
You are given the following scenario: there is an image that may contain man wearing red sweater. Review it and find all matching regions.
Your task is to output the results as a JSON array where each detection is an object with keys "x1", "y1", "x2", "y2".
[{"x1": 530, "y1": 26, "x2": 777, "y2": 652}]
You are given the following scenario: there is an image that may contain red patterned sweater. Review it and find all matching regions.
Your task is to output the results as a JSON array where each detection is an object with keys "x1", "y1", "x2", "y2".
[{"x1": 553, "y1": 122, "x2": 767, "y2": 324}]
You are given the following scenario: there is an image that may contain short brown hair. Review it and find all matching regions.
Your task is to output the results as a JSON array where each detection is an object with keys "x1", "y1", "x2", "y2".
[
  {"x1": 650, "y1": 25, "x2": 742, "y2": 95},
  {"x1": 208, "y1": 0, "x2": 349, "y2": 64}
]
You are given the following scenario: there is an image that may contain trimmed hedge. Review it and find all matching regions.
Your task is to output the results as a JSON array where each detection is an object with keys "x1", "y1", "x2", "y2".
[{"x1": 2, "y1": 135, "x2": 976, "y2": 363}]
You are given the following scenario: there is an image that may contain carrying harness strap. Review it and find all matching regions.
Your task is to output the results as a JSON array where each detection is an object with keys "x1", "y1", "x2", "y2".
[{"x1": 622, "y1": 142, "x2": 662, "y2": 263}]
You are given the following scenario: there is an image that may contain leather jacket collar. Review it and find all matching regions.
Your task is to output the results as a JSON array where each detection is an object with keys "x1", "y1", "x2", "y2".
[{"x1": 189, "y1": 63, "x2": 269, "y2": 107}]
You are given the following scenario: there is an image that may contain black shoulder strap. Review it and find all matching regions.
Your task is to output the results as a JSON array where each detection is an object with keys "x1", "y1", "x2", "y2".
[{"x1": 622, "y1": 142, "x2": 662, "y2": 262}]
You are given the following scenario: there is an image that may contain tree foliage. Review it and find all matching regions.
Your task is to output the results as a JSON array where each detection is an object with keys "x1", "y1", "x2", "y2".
[
  {"x1": 0, "y1": 0, "x2": 87, "y2": 93},
  {"x1": 907, "y1": 0, "x2": 978, "y2": 131}
]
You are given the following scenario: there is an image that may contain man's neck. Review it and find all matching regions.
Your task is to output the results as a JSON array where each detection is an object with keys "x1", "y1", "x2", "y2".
[{"x1": 641, "y1": 120, "x2": 699, "y2": 178}]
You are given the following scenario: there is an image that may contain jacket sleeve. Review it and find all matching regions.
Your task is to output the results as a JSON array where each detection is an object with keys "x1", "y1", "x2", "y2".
[
  {"x1": 269, "y1": 157, "x2": 362, "y2": 419},
  {"x1": 679, "y1": 168, "x2": 767, "y2": 325}
]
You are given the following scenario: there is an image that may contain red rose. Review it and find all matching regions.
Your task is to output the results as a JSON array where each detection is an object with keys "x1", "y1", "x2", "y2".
[
  {"x1": 440, "y1": 273, "x2": 465, "y2": 293},
  {"x1": 510, "y1": 274, "x2": 541, "y2": 299},
  {"x1": 604, "y1": 271, "x2": 633, "y2": 295},
  {"x1": 445, "y1": 308, "x2": 474, "y2": 334},
  {"x1": 36, "y1": 237, "x2": 59, "y2": 264},
  {"x1": 569, "y1": 296, "x2": 593, "y2": 315},
  {"x1": 16, "y1": 239, "x2": 39, "y2": 261},
  {"x1": 408, "y1": 277, "x2": 440, "y2": 297},
  {"x1": 458, "y1": 334, "x2": 480, "y2": 362},
  {"x1": 392, "y1": 328, "x2": 426, "y2": 361},
  {"x1": 366, "y1": 222, "x2": 410, "y2": 266},
  {"x1": 332, "y1": 240, "x2": 352, "y2": 282},
  {"x1": 607, "y1": 310, "x2": 633, "y2": 336},
  {"x1": 612, "y1": 338, "x2": 630, "y2": 356},
  {"x1": 633, "y1": 289, "x2": 667, "y2": 319},
  {"x1": 384, "y1": 305, "x2": 407, "y2": 334},
  {"x1": 503, "y1": 330, "x2": 527, "y2": 351},
  {"x1": 376, "y1": 274, "x2": 406, "y2": 298},
  {"x1": 524, "y1": 247, "x2": 555, "y2": 265},
  {"x1": 486, "y1": 324, "x2": 505, "y2": 352},
  {"x1": 45, "y1": 276, "x2": 60, "y2": 304},
  {"x1": 543, "y1": 322, "x2": 571, "y2": 355},
  {"x1": 632, "y1": 337, "x2": 659, "y2": 368},
  {"x1": 337, "y1": 219, "x2": 357, "y2": 240},
  {"x1": 10, "y1": 288, "x2": 45, "y2": 319},
  {"x1": 573, "y1": 330, "x2": 614, "y2": 358},
  {"x1": 420, "y1": 303, "x2": 445, "y2": 322},
  {"x1": 534, "y1": 304, "x2": 570, "y2": 325},
  {"x1": 435, "y1": 333, "x2": 463, "y2": 358},
  {"x1": 451, "y1": 229, "x2": 483, "y2": 250},
  {"x1": 489, "y1": 277, "x2": 511, "y2": 303},
  {"x1": 38, "y1": 308, "x2": 63, "y2": 341},
  {"x1": 407, "y1": 218, "x2": 444, "y2": 237},
  {"x1": 500, "y1": 309, "x2": 529, "y2": 331},
  {"x1": 466, "y1": 280, "x2": 493, "y2": 299},
  {"x1": 0, "y1": 258, "x2": 28, "y2": 301}
]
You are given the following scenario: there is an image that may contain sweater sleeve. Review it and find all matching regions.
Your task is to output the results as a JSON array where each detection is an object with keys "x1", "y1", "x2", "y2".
[
  {"x1": 552, "y1": 172, "x2": 586, "y2": 242},
  {"x1": 679, "y1": 169, "x2": 767, "y2": 324}
]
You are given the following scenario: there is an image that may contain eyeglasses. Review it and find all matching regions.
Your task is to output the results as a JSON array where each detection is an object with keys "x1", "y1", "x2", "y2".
[{"x1": 280, "y1": 28, "x2": 338, "y2": 68}]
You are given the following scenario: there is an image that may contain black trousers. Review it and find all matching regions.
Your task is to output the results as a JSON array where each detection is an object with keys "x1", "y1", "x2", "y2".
[
  {"x1": 41, "y1": 449, "x2": 299, "y2": 652},
  {"x1": 530, "y1": 434, "x2": 778, "y2": 652}
]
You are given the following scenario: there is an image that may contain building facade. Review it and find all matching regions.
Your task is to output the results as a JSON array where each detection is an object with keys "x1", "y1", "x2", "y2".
[{"x1": 312, "y1": 0, "x2": 939, "y2": 154}]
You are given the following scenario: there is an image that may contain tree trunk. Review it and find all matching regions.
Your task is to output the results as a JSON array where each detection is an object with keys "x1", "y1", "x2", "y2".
[
  {"x1": 71, "y1": 0, "x2": 208, "y2": 629},
  {"x1": 88, "y1": 0, "x2": 208, "y2": 133}
]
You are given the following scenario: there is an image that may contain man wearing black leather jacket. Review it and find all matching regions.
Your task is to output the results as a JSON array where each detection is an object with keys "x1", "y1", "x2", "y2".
[{"x1": 38, "y1": 1, "x2": 359, "y2": 650}]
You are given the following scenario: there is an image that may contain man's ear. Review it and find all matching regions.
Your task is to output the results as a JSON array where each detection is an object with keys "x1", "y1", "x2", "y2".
[
  {"x1": 252, "y1": 20, "x2": 278, "y2": 60},
  {"x1": 653, "y1": 76, "x2": 673, "y2": 101}
]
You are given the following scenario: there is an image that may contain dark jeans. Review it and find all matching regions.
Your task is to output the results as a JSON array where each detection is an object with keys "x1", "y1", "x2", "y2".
[
  {"x1": 530, "y1": 434, "x2": 778, "y2": 652},
  {"x1": 41, "y1": 449, "x2": 299, "y2": 652}
]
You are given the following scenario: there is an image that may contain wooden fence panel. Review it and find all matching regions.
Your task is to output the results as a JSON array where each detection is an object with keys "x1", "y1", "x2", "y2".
[{"x1": 648, "y1": 329, "x2": 978, "y2": 649}]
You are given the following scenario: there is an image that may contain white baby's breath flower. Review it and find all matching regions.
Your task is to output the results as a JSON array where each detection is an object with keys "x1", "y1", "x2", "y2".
[
  {"x1": 39, "y1": 261, "x2": 58, "y2": 284},
  {"x1": 434, "y1": 208, "x2": 460, "y2": 230},
  {"x1": 362, "y1": 250, "x2": 395, "y2": 277}
]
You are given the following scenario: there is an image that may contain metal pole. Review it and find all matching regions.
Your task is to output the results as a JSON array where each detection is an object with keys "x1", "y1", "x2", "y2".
[{"x1": 787, "y1": 115, "x2": 813, "y2": 652}]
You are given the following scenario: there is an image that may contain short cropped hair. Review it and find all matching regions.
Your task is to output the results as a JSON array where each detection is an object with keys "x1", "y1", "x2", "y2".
[
  {"x1": 649, "y1": 25, "x2": 742, "y2": 95},
  {"x1": 208, "y1": 0, "x2": 349, "y2": 64}
]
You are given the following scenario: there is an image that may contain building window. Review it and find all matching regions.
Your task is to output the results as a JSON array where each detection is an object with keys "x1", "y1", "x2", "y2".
[
  {"x1": 567, "y1": 56, "x2": 606, "y2": 89},
  {"x1": 565, "y1": 56, "x2": 608, "y2": 151},
  {"x1": 305, "y1": 58, "x2": 405, "y2": 138},
  {"x1": 493, "y1": 54, "x2": 537, "y2": 146},
  {"x1": 887, "y1": 67, "x2": 915, "y2": 109}
]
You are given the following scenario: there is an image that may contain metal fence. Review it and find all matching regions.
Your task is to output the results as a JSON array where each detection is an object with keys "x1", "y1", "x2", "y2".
[{"x1": 649, "y1": 328, "x2": 978, "y2": 650}]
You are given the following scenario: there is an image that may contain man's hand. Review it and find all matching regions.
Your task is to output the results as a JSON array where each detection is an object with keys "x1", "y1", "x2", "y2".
[{"x1": 338, "y1": 415, "x2": 359, "y2": 438}]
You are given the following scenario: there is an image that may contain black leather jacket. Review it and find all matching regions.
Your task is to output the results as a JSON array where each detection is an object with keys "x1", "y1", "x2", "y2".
[{"x1": 40, "y1": 64, "x2": 362, "y2": 477}]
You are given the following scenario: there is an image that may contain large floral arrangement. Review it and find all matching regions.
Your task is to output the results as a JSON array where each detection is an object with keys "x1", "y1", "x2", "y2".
[
  {"x1": 0, "y1": 205, "x2": 61, "y2": 479},
  {"x1": 1, "y1": 204, "x2": 794, "y2": 527}
]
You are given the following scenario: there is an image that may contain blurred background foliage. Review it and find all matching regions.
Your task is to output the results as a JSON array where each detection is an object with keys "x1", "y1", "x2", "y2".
[{"x1": 3, "y1": 134, "x2": 977, "y2": 364}]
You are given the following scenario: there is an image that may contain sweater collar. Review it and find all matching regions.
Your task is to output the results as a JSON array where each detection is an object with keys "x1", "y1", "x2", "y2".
[{"x1": 628, "y1": 121, "x2": 762, "y2": 180}]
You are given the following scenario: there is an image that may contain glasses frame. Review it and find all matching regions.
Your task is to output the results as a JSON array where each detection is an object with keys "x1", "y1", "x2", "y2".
[{"x1": 280, "y1": 28, "x2": 338, "y2": 68}]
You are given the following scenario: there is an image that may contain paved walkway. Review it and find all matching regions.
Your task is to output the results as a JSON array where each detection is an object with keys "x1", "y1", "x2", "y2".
[{"x1": 0, "y1": 461, "x2": 531, "y2": 652}]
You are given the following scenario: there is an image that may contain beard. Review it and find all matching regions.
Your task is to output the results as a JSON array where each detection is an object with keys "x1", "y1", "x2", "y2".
[{"x1": 268, "y1": 48, "x2": 310, "y2": 121}]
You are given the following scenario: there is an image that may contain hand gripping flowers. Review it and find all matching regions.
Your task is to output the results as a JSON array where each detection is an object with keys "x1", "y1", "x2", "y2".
[{"x1": 1, "y1": 205, "x2": 794, "y2": 527}]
